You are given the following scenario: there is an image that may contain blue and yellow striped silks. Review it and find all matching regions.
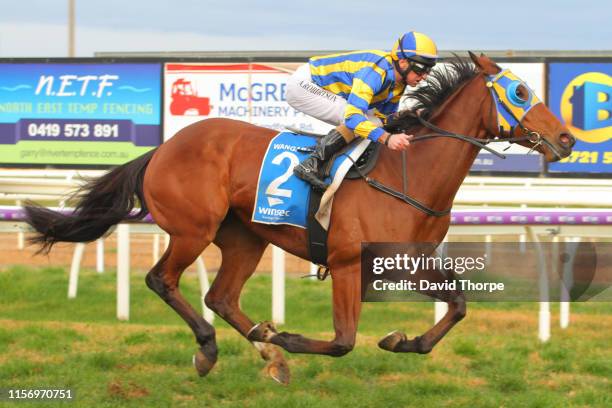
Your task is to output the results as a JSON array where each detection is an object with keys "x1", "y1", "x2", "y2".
[
  {"x1": 487, "y1": 69, "x2": 542, "y2": 133},
  {"x1": 309, "y1": 50, "x2": 405, "y2": 141},
  {"x1": 391, "y1": 31, "x2": 438, "y2": 60}
]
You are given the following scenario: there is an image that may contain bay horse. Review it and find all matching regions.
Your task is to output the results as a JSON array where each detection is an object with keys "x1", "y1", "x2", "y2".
[{"x1": 24, "y1": 53, "x2": 574, "y2": 384}]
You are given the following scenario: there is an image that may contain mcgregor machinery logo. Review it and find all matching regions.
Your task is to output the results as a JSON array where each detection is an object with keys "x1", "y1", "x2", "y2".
[
  {"x1": 559, "y1": 71, "x2": 612, "y2": 143},
  {"x1": 169, "y1": 78, "x2": 211, "y2": 116}
]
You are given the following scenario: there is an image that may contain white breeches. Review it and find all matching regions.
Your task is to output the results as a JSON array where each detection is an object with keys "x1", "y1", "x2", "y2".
[{"x1": 286, "y1": 63, "x2": 382, "y2": 128}]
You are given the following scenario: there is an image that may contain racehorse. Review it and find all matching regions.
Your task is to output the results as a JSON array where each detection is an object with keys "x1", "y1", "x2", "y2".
[{"x1": 24, "y1": 53, "x2": 575, "y2": 384}]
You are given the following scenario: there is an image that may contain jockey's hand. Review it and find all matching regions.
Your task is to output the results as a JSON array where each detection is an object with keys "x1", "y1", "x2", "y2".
[{"x1": 387, "y1": 133, "x2": 413, "y2": 151}]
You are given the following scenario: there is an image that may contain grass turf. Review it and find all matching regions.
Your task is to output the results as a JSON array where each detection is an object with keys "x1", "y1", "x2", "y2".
[{"x1": 0, "y1": 265, "x2": 610, "y2": 407}]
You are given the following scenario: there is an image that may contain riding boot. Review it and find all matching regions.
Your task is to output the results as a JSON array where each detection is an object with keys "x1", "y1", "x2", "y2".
[{"x1": 293, "y1": 127, "x2": 349, "y2": 191}]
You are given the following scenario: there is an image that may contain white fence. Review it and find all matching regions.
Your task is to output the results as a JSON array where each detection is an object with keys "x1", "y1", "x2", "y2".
[
  {"x1": 2, "y1": 170, "x2": 612, "y2": 206},
  {"x1": 1, "y1": 170, "x2": 611, "y2": 342}
]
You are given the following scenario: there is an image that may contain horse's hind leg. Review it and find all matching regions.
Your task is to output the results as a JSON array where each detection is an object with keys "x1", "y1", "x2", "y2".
[
  {"x1": 378, "y1": 267, "x2": 466, "y2": 354},
  {"x1": 145, "y1": 235, "x2": 218, "y2": 376},
  {"x1": 205, "y1": 214, "x2": 290, "y2": 384}
]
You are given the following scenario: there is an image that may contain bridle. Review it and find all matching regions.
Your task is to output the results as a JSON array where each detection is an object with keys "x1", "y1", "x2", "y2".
[
  {"x1": 356, "y1": 68, "x2": 565, "y2": 217},
  {"x1": 411, "y1": 69, "x2": 564, "y2": 160},
  {"x1": 481, "y1": 69, "x2": 564, "y2": 159}
]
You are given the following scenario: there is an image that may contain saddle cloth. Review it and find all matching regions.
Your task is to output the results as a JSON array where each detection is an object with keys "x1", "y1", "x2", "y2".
[{"x1": 251, "y1": 131, "x2": 371, "y2": 230}]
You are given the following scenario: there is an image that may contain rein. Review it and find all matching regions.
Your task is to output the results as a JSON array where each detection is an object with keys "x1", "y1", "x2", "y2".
[
  {"x1": 415, "y1": 113, "x2": 548, "y2": 156},
  {"x1": 344, "y1": 147, "x2": 450, "y2": 217}
]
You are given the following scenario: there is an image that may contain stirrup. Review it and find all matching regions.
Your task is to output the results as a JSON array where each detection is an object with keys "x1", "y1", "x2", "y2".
[
  {"x1": 317, "y1": 266, "x2": 330, "y2": 280},
  {"x1": 300, "y1": 265, "x2": 330, "y2": 280}
]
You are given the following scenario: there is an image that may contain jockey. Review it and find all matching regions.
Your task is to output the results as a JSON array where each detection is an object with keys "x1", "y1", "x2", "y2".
[{"x1": 286, "y1": 31, "x2": 438, "y2": 191}]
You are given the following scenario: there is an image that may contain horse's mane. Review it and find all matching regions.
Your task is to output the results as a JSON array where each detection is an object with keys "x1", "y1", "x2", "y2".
[{"x1": 384, "y1": 56, "x2": 479, "y2": 133}]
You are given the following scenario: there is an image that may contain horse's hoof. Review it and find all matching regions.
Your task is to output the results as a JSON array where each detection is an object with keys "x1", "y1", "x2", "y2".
[
  {"x1": 266, "y1": 360, "x2": 291, "y2": 385},
  {"x1": 247, "y1": 321, "x2": 278, "y2": 343},
  {"x1": 193, "y1": 349, "x2": 216, "y2": 377},
  {"x1": 378, "y1": 330, "x2": 407, "y2": 352},
  {"x1": 255, "y1": 343, "x2": 290, "y2": 384}
]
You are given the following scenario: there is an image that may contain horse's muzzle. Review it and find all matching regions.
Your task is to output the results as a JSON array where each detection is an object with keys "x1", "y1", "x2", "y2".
[{"x1": 558, "y1": 132, "x2": 576, "y2": 149}]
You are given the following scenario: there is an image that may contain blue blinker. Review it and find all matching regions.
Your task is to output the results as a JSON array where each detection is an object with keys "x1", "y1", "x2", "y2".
[{"x1": 506, "y1": 81, "x2": 530, "y2": 106}]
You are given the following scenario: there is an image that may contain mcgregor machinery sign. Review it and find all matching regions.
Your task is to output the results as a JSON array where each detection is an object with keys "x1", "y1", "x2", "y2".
[{"x1": 163, "y1": 63, "x2": 330, "y2": 140}]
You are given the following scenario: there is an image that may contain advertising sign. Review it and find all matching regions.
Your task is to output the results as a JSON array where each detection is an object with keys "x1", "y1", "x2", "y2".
[
  {"x1": 162, "y1": 61, "x2": 548, "y2": 175},
  {"x1": 0, "y1": 63, "x2": 162, "y2": 165},
  {"x1": 163, "y1": 63, "x2": 330, "y2": 141},
  {"x1": 547, "y1": 62, "x2": 612, "y2": 173}
]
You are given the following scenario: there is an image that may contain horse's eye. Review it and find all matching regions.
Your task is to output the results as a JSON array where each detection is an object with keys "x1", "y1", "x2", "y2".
[
  {"x1": 506, "y1": 81, "x2": 530, "y2": 106},
  {"x1": 515, "y1": 84, "x2": 529, "y2": 102}
]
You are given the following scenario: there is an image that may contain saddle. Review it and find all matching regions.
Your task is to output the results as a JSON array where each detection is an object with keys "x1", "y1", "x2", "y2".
[{"x1": 331, "y1": 140, "x2": 381, "y2": 180}]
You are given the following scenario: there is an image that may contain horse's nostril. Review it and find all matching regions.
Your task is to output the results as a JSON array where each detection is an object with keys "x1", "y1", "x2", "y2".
[{"x1": 559, "y1": 132, "x2": 575, "y2": 148}]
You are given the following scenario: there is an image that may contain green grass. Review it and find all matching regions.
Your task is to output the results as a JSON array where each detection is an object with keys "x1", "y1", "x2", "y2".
[{"x1": 0, "y1": 265, "x2": 610, "y2": 407}]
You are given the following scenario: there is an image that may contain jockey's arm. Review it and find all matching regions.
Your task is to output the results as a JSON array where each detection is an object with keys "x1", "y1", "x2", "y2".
[{"x1": 344, "y1": 75, "x2": 412, "y2": 150}]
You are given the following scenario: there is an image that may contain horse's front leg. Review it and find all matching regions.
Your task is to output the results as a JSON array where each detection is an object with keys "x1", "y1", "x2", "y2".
[
  {"x1": 247, "y1": 266, "x2": 360, "y2": 357},
  {"x1": 378, "y1": 267, "x2": 466, "y2": 354}
]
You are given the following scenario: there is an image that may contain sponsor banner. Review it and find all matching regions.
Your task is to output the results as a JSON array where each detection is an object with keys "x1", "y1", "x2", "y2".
[
  {"x1": 0, "y1": 63, "x2": 162, "y2": 165},
  {"x1": 163, "y1": 63, "x2": 330, "y2": 140},
  {"x1": 547, "y1": 62, "x2": 612, "y2": 173},
  {"x1": 162, "y1": 61, "x2": 545, "y2": 175},
  {"x1": 470, "y1": 152, "x2": 542, "y2": 172}
]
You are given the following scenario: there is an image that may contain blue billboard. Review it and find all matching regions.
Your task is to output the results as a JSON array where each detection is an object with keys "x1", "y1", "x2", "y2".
[
  {"x1": 470, "y1": 153, "x2": 542, "y2": 173},
  {"x1": 0, "y1": 63, "x2": 162, "y2": 165},
  {"x1": 548, "y1": 62, "x2": 612, "y2": 173}
]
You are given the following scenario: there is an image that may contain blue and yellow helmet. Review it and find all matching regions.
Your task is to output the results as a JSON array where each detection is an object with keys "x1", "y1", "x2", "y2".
[{"x1": 391, "y1": 31, "x2": 438, "y2": 66}]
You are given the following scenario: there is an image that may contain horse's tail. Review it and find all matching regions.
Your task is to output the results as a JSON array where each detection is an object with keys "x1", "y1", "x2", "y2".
[{"x1": 24, "y1": 148, "x2": 157, "y2": 254}]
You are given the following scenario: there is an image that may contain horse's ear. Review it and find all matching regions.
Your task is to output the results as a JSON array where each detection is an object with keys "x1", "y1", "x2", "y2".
[
  {"x1": 468, "y1": 51, "x2": 500, "y2": 75},
  {"x1": 468, "y1": 51, "x2": 480, "y2": 66}
]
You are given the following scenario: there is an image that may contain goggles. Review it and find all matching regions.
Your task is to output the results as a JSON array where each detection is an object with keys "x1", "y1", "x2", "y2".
[{"x1": 410, "y1": 61, "x2": 433, "y2": 76}]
